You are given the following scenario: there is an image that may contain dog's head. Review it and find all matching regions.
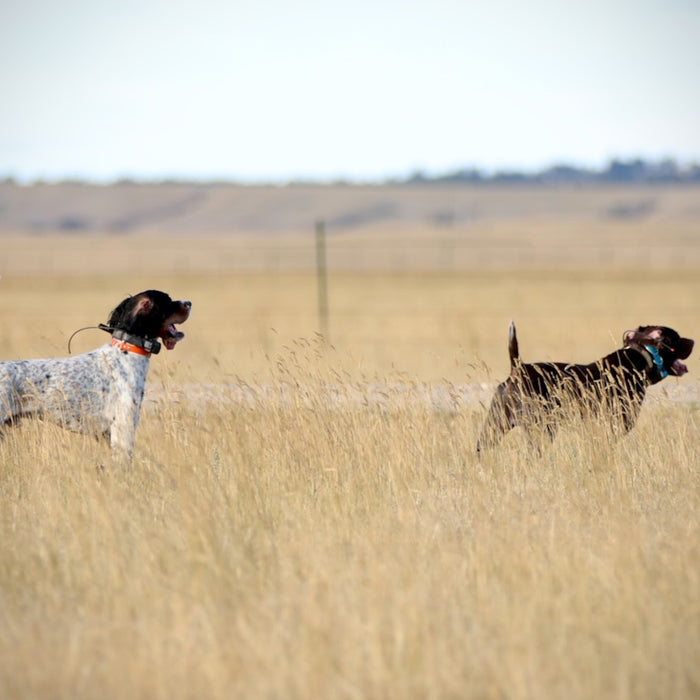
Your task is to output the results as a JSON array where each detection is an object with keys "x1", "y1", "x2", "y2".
[
  {"x1": 623, "y1": 325, "x2": 694, "y2": 379},
  {"x1": 108, "y1": 290, "x2": 191, "y2": 350}
]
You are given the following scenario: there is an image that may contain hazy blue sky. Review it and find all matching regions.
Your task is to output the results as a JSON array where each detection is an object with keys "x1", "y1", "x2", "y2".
[{"x1": 2, "y1": 0, "x2": 699, "y2": 182}]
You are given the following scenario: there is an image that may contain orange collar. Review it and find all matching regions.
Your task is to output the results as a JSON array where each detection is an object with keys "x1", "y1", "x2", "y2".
[{"x1": 111, "y1": 336, "x2": 152, "y2": 357}]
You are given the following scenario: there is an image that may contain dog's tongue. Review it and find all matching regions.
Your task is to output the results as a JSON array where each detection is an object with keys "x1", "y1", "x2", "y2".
[
  {"x1": 163, "y1": 325, "x2": 185, "y2": 350},
  {"x1": 673, "y1": 360, "x2": 688, "y2": 375}
]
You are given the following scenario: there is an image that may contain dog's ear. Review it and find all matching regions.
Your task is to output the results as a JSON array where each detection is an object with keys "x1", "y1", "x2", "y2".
[
  {"x1": 107, "y1": 294, "x2": 157, "y2": 330},
  {"x1": 133, "y1": 297, "x2": 155, "y2": 316},
  {"x1": 107, "y1": 296, "x2": 132, "y2": 328},
  {"x1": 624, "y1": 327, "x2": 663, "y2": 345}
]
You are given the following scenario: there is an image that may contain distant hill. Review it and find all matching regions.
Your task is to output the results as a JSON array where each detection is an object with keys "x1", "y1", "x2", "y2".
[
  {"x1": 3, "y1": 158, "x2": 699, "y2": 190},
  {"x1": 400, "y1": 158, "x2": 700, "y2": 185},
  {"x1": 0, "y1": 161, "x2": 699, "y2": 237}
]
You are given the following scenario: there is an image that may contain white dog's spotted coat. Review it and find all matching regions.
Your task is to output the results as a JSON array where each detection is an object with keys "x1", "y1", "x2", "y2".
[{"x1": 0, "y1": 290, "x2": 190, "y2": 461}]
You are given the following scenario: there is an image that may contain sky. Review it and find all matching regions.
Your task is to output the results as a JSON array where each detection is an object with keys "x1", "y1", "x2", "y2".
[{"x1": 1, "y1": 0, "x2": 699, "y2": 183}]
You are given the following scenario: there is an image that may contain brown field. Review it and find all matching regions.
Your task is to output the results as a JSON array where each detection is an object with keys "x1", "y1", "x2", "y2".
[{"x1": 1, "y1": 186, "x2": 700, "y2": 698}]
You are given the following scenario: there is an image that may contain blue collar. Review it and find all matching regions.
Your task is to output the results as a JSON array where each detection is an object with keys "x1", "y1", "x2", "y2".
[{"x1": 644, "y1": 345, "x2": 667, "y2": 378}]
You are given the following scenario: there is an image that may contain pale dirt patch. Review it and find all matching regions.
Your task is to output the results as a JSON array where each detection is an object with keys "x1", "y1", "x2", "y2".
[{"x1": 144, "y1": 379, "x2": 700, "y2": 413}]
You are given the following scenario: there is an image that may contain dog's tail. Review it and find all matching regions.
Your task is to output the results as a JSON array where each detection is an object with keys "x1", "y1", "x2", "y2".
[{"x1": 508, "y1": 320, "x2": 520, "y2": 371}]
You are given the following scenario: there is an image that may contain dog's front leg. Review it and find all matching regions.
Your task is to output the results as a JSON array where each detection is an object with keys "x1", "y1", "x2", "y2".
[
  {"x1": 476, "y1": 382, "x2": 517, "y2": 452},
  {"x1": 107, "y1": 391, "x2": 143, "y2": 465},
  {"x1": 109, "y1": 422, "x2": 135, "y2": 465}
]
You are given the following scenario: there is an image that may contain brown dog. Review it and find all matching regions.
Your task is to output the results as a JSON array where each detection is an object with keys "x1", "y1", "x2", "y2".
[{"x1": 476, "y1": 322, "x2": 694, "y2": 451}]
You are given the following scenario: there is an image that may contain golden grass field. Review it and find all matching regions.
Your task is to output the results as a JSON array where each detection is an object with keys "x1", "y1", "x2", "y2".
[{"x1": 1, "y1": 214, "x2": 700, "y2": 698}]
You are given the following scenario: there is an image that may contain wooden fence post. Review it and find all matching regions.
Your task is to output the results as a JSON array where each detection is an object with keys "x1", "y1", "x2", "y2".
[{"x1": 315, "y1": 220, "x2": 329, "y2": 342}]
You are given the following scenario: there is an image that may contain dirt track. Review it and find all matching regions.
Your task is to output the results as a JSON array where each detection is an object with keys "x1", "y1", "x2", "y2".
[{"x1": 145, "y1": 380, "x2": 700, "y2": 413}]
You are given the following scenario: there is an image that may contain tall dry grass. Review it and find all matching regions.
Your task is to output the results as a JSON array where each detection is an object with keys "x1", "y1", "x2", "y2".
[
  {"x1": 1, "y1": 265, "x2": 699, "y2": 698},
  {"x1": 2, "y1": 356, "x2": 699, "y2": 698},
  {"x1": 1, "y1": 268, "x2": 698, "y2": 383}
]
